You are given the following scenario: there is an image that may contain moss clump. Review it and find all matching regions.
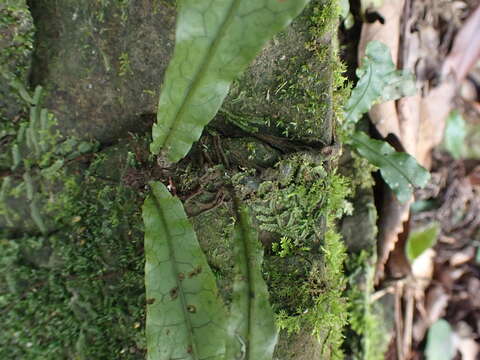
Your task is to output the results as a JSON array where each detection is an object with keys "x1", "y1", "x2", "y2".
[
  {"x1": 345, "y1": 252, "x2": 390, "y2": 360},
  {"x1": 191, "y1": 204, "x2": 236, "y2": 300},
  {"x1": 230, "y1": 152, "x2": 352, "y2": 358},
  {"x1": 338, "y1": 143, "x2": 390, "y2": 359},
  {"x1": 221, "y1": 1, "x2": 353, "y2": 357},
  {"x1": 0, "y1": 85, "x2": 97, "y2": 233},
  {"x1": 251, "y1": 153, "x2": 351, "y2": 256},
  {"x1": 0, "y1": 83, "x2": 150, "y2": 358},
  {"x1": 1, "y1": 151, "x2": 148, "y2": 359},
  {"x1": 0, "y1": 0, "x2": 34, "y2": 122},
  {"x1": 224, "y1": 0, "x2": 348, "y2": 146}
]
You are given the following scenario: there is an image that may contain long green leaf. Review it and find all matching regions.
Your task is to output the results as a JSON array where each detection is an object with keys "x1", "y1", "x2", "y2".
[
  {"x1": 227, "y1": 201, "x2": 278, "y2": 360},
  {"x1": 345, "y1": 41, "x2": 416, "y2": 125},
  {"x1": 350, "y1": 131, "x2": 430, "y2": 203},
  {"x1": 143, "y1": 181, "x2": 227, "y2": 360},
  {"x1": 151, "y1": 0, "x2": 310, "y2": 162}
]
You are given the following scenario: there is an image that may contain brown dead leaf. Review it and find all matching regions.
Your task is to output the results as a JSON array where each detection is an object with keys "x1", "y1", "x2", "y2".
[
  {"x1": 468, "y1": 165, "x2": 480, "y2": 185},
  {"x1": 375, "y1": 187, "x2": 412, "y2": 285},
  {"x1": 411, "y1": 248, "x2": 435, "y2": 284},
  {"x1": 362, "y1": 2, "x2": 480, "y2": 286},
  {"x1": 413, "y1": 284, "x2": 450, "y2": 342},
  {"x1": 442, "y1": 5, "x2": 480, "y2": 83},
  {"x1": 449, "y1": 246, "x2": 475, "y2": 267},
  {"x1": 358, "y1": 0, "x2": 404, "y2": 64},
  {"x1": 416, "y1": 81, "x2": 456, "y2": 168},
  {"x1": 385, "y1": 222, "x2": 412, "y2": 281},
  {"x1": 454, "y1": 322, "x2": 480, "y2": 360}
]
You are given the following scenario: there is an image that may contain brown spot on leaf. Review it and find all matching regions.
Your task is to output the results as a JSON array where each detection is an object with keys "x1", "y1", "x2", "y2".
[
  {"x1": 170, "y1": 287, "x2": 179, "y2": 300},
  {"x1": 147, "y1": 298, "x2": 156, "y2": 305},
  {"x1": 187, "y1": 345, "x2": 193, "y2": 354},
  {"x1": 178, "y1": 273, "x2": 185, "y2": 281},
  {"x1": 188, "y1": 266, "x2": 202, "y2": 278},
  {"x1": 186, "y1": 305, "x2": 196, "y2": 313}
]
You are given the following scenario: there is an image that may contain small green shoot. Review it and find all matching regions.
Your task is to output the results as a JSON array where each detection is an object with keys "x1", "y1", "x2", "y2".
[
  {"x1": 443, "y1": 110, "x2": 467, "y2": 159},
  {"x1": 405, "y1": 223, "x2": 440, "y2": 262}
]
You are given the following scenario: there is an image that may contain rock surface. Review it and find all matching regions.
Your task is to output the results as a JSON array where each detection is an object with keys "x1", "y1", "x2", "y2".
[{"x1": 29, "y1": 0, "x2": 176, "y2": 142}]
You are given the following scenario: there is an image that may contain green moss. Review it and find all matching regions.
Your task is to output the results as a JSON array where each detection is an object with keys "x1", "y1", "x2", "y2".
[
  {"x1": 191, "y1": 204, "x2": 236, "y2": 300},
  {"x1": 0, "y1": 84, "x2": 99, "y2": 233},
  {"x1": 0, "y1": 183, "x2": 146, "y2": 359},
  {"x1": 345, "y1": 252, "x2": 390, "y2": 360},
  {"x1": 0, "y1": 0, "x2": 34, "y2": 122},
  {"x1": 232, "y1": 152, "x2": 352, "y2": 358},
  {"x1": 118, "y1": 52, "x2": 133, "y2": 77},
  {"x1": 222, "y1": 1, "x2": 354, "y2": 356},
  {"x1": 339, "y1": 143, "x2": 389, "y2": 359},
  {"x1": 223, "y1": 0, "x2": 348, "y2": 146},
  {"x1": 0, "y1": 82, "x2": 150, "y2": 358},
  {"x1": 0, "y1": 1, "x2": 373, "y2": 358},
  {"x1": 1, "y1": 154, "x2": 148, "y2": 359}
]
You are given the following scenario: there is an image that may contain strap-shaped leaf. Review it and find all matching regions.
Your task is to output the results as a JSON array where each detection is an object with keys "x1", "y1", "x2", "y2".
[
  {"x1": 143, "y1": 181, "x2": 227, "y2": 360},
  {"x1": 345, "y1": 41, "x2": 416, "y2": 125},
  {"x1": 151, "y1": 0, "x2": 310, "y2": 162},
  {"x1": 227, "y1": 201, "x2": 278, "y2": 360},
  {"x1": 349, "y1": 131, "x2": 430, "y2": 203}
]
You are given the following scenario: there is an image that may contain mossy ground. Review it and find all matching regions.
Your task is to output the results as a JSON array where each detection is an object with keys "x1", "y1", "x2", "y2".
[
  {"x1": 0, "y1": 124, "x2": 152, "y2": 358},
  {"x1": 0, "y1": 0, "x2": 34, "y2": 122},
  {"x1": 0, "y1": 0, "x2": 384, "y2": 358}
]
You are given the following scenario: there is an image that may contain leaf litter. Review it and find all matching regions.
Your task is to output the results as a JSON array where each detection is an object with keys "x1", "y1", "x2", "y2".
[{"x1": 354, "y1": 0, "x2": 480, "y2": 358}]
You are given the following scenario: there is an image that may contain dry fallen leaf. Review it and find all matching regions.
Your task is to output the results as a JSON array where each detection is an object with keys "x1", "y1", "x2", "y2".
[
  {"x1": 449, "y1": 246, "x2": 475, "y2": 267},
  {"x1": 411, "y1": 248, "x2": 435, "y2": 283},
  {"x1": 375, "y1": 188, "x2": 412, "y2": 284},
  {"x1": 442, "y1": 5, "x2": 480, "y2": 83},
  {"x1": 454, "y1": 322, "x2": 480, "y2": 360},
  {"x1": 362, "y1": 2, "x2": 480, "y2": 286},
  {"x1": 413, "y1": 284, "x2": 450, "y2": 342},
  {"x1": 357, "y1": 5, "x2": 480, "y2": 357}
]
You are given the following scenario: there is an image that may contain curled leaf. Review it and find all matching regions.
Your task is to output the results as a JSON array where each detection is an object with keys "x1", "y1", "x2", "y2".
[
  {"x1": 143, "y1": 181, "x2": 227, "y2": 360},
  {"x1": 345, "y1": 41, "x2": 416, "y2": 126},
  {"x1": 151, "y1": 0, "x2": 310, "y2": 162}
]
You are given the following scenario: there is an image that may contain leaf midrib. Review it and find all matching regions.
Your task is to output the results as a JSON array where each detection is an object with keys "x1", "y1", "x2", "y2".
[
  {"x1": 345, "y1": 63, "x2": 374, "y2": 123},
  {"x1": 152, "y1": 195, "x2": 199, "y2": 359},
  {"x1": 235, "y1": 206, "x2": 254, "y2": 359},
  {"x1": 161, "y1": 0, "x2": 242, "y2": 151},
  {"x1": 351, "y1": 134, "x2": 417, "y2": 185}
]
